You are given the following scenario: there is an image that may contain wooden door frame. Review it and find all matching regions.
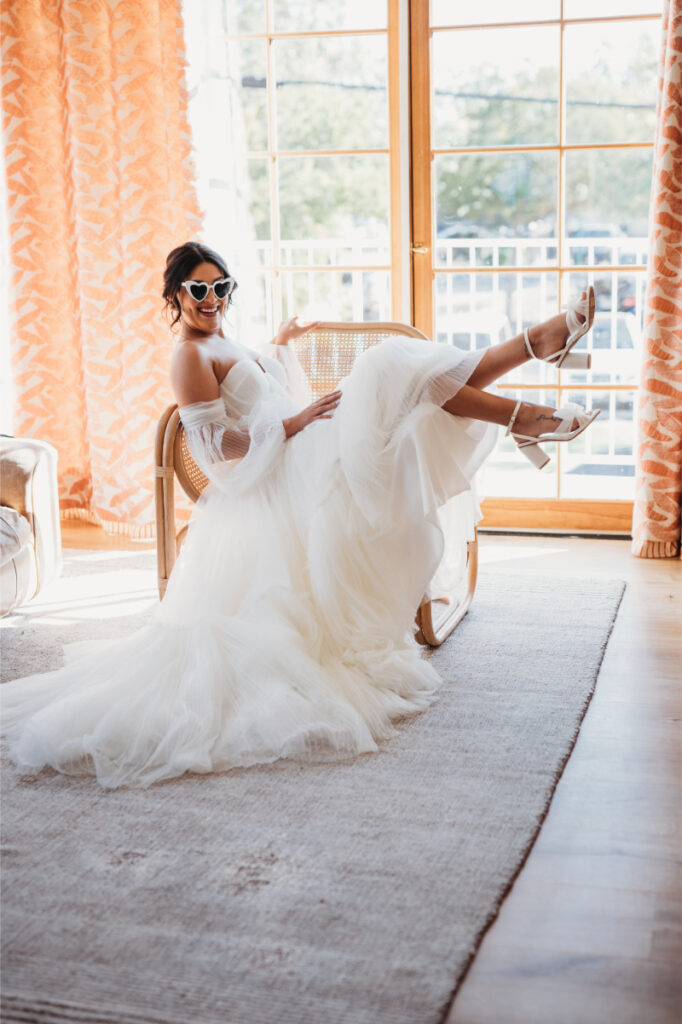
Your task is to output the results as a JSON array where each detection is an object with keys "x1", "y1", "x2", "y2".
[
  {"x1": 479, "y1": 498, "x2": 633, "y2": 534},
  {"x1": 408, "y1": 0, "x2": 433, "y2": 339}
]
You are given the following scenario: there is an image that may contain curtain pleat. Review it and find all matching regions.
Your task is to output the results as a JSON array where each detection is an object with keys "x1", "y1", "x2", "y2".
[
  {"x1": 632, "y1": 0, "x2": 682, "y2": 559},
  {"x1": 1, "y1": 0, "x2": 201, "y2": 536}
]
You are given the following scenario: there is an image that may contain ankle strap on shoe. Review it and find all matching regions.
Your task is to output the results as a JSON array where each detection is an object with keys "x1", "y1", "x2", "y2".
[
  {"x1": 523, "y1": 327, "x2": 535, "y2": 360},
  {"x1": 505, "y1": 399, "x2": 523, "y2": 437}
]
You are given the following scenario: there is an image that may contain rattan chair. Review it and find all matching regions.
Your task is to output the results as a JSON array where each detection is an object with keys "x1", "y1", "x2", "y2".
[{"x1": 154, "y1": 321, "x2": 478, "y2": 646}]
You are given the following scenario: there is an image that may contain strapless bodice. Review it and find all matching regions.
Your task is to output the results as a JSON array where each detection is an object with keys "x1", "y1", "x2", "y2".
[{"x1": 218, "y1": 353, "x2": 292, "y2": 421}]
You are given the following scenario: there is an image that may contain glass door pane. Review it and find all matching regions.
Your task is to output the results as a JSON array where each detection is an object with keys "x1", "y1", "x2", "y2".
[
  {"x1": 183, "y1": 0, "x2": 399, "y2": 337},
  {"x1": 412, "y1": 1, "x2": 661, "y2": 528}
]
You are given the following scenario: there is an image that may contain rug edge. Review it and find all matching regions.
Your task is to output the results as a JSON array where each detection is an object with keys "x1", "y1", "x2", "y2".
[{"x1": 437, "y1": 578, "x2": 627, "y2": 1022}]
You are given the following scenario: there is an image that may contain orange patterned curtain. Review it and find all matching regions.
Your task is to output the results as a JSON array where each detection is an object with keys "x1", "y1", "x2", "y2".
[
  {"x1": 632, "y1": 0, "x2": 682, "y2": 559},
  {"x1": 1, "y1": 0, "x2": 201, "y2": 536}
]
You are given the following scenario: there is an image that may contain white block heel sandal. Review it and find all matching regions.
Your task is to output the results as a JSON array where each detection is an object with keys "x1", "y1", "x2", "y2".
[
  {"x1": 506, "y1": 399, "x2": 601, "y2": 470},
  {"x1": 524, "y1": 286, "x2": 596, "y2": 370}
]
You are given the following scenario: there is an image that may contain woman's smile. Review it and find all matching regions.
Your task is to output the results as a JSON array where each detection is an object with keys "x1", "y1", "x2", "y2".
[{"x1": 197, "y1": 304, "x2": 219, "y2": 319}]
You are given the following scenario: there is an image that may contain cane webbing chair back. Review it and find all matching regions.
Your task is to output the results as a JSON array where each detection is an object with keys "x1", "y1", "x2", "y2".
[
  {"x1": 176, "y1": 426, "x2": 209, "y2": 502},
  {"x1": 291, "y1": 322, "x2": 425, "y2": 398},
  {"x1": 154, "y1": 321, "x2": 478, "y2": 646}
]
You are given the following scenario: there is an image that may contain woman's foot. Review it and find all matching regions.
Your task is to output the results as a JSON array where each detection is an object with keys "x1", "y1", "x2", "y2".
[
  {"x1": 506, "y1": 399, "x2": 600, "y2": 470},
  {"x1": 524, "y1": 288, "x2": 595, "y2": 368},
  {"x1": 512, "y1": 401, "x2": 578, "y2": 438}
]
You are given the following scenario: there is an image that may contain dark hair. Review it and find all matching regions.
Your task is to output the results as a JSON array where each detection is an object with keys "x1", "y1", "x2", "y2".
[{"x1": 162, "y1": 241, "x2": 237, "y2": 329}]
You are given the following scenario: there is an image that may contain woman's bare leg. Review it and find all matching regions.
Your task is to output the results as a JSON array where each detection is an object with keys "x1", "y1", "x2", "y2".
[
  {"x1": 437, "y1": 294, "x2": 591, "y2": 434},
  {"x1": 462, "y1": 334, "x2": 528, "y2": 391},
  {"x1": 442, "y1": 387, "x2": 569, "y2": 436},
  {"x1": 464, "y1": 299, "x2": 589, "y2": 391}
]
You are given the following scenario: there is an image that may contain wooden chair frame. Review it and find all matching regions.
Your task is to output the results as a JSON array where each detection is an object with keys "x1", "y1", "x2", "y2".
[{"x1": 154, "y1": 321, "x2": 478, "y2": 646}]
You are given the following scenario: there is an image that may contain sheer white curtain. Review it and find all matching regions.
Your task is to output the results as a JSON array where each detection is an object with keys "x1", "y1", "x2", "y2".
[{"x1": 182, "y1": 2, "x2": 270, "y2": 344}]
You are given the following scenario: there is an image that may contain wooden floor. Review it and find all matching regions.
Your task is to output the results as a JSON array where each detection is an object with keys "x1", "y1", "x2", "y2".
[
  {"x1": 447, "y1": 534, "x2": 682, "y2": 1024},
  {"x1": 60, "y1": 519, "x2": 157, "y2": 551},
  {"x1": 58, "y1": 524, "x2": 682, "y2": 1023}
]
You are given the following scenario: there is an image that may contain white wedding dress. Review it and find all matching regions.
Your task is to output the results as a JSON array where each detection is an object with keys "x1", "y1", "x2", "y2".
[{"x1": 1, "y1": 335, "x2": 497, "y2": 788}]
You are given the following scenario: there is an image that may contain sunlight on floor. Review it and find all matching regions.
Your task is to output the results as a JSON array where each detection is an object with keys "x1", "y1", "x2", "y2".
[
  {"x1": 1, "y1": 538, "x2": 636, "y2": 633},
  {"x1": 478, "y1": 540, "x2": 568, "y2": 565},
  {"x1": 0, "y1": 550, "x2": 157, "y2": 629}
]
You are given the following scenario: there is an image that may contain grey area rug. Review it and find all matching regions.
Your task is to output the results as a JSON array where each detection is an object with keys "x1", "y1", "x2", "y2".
[{"x1": 0, "y1": 550, "x2": 625, "y2": 1024}]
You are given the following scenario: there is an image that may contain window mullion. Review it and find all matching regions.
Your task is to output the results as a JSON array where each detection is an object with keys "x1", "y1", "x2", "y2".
[
  {"x1": 556, "y1": 0, "x2": 566, "y2": 500},
  {"x1": 265, "y1": 0, "x2": 281, "y2": 328}
]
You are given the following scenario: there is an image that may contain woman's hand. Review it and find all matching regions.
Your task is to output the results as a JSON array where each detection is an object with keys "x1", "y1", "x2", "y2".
[
  {"x1": 283, "y1": 390, "x2": 341, "y2": 438},
  {"x1": 272, "y1": 315, "x2": 320, "y2": 347}
]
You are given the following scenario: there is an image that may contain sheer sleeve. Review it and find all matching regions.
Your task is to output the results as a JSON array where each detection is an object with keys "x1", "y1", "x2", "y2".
[
  {"x1": 178, "y1": 396, "x2": 287, "y2": 495},
  {"x1": 178, "y1": 399, "x2": 251, "y2": 479},
  {"x1": 265, "y1": 342, "x2": 313, "y2": 407}
]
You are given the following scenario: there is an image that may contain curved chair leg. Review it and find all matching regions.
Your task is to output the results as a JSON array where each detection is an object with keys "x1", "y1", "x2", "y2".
[
  {"x1": 414, "y1": 528, "x2": 479, "y2": 647},
  {"x1": 155, "y1": 405, "x2": 182, "y2": 600},
  {"x1": 176, "y1": 524, "x2": 189, "y2": 554},
  {"x1": 154, "y1": 406, "x2": 177, "y2": 600},
  {"x1": 155, "y1": 465, "x2": 177, "y2": 600}
]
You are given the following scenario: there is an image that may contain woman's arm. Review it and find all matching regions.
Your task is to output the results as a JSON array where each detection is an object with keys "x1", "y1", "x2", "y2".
[
  {"x1": 172, "y1": 343, "x2": 258, "y2": 469},
  {"x1": 269, "y1": 315, "x2": 320, "y2": 347},
  {"x1": 172, "y1": 339, "x2": 340, "y2": 475},
  {"x1": 268, "y1": 318, "x2": 342, "y2": 432},
  {"x1": 178, "y1": 399, "x2": 251, "y2": 471},
  {"x1": 179, "y1": 391, "x2": 342, "y2": 481},
  {"x1": 266, "y1": 316, "x2": 317, "y2": 406},
  {"x1": 170, "y1": 341, "x2": 221, "y2": 405}
]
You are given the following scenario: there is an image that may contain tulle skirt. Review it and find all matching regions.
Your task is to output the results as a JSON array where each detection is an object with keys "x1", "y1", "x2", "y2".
[{"x1": 1, "y1": 337, "x2": 498, "y2": 788}]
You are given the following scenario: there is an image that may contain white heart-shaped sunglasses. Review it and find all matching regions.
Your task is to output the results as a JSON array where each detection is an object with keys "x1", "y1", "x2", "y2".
[{"x1": 181, "y1": 277, "x2": 237, "y2": 302}]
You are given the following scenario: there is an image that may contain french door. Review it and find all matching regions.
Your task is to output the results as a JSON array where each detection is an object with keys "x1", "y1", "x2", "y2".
[
  {"x1": 183, "y1": 0, "x2": 660, "y2": 533},
  {"x1": 409, "y1": 0, "x2": 660, "y2": 532},
  {"x1": 183, "y1": 0, "x2": 407, "y2": 336}
]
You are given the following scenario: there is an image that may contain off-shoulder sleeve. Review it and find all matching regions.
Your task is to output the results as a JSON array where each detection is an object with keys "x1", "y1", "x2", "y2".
[
  {"x1": 265, "y1": 342, "x2": 313, "y2": 407},
  {"x1": 178, "y1": 399, "x2": 251, "y2": 478},
  {"x1": 178, "y1": 396, "x2": 287, "y2": 495}
]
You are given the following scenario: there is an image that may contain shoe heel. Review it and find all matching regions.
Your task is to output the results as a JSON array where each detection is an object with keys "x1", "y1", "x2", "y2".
[
  {"x1": 519, "y1": 442, "x2": 551, "y2": 470},
  {"x1": 561, "y1": 351, "x2": 591, "y2": 370}
]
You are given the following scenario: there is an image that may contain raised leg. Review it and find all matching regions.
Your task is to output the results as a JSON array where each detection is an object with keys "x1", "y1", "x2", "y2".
[
  {"x1": 464, "y1": 298, "x2": 590, "y2": 391},
  {"x1": 442, "y1": 388, "x2": 568, "y2": 436},
  {"x1": 462, "y1": 334, "x2": 529, "y2": 392},
  {"x1": 442, "y1": 385, "x2": 520, "y2": 426}
]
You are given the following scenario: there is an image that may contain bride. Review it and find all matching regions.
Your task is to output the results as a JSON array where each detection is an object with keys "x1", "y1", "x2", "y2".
[{"x1": 0, "y1": 241, "x2": 598, "y2": 789}]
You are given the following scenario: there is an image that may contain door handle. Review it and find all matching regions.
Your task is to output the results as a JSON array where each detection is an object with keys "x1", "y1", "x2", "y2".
[{"x1": 411, "y1": 243, "x2": 429, "y2": 254}]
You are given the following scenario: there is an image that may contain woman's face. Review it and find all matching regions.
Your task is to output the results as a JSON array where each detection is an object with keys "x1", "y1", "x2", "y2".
[{"x1": 176, "y1": 261, "x2": 229, "y2": 335}]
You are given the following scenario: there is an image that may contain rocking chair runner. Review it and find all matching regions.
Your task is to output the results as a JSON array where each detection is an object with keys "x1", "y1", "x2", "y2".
[{"x1": 154, "y1": 321, "x2": 478, "y2": 647}]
